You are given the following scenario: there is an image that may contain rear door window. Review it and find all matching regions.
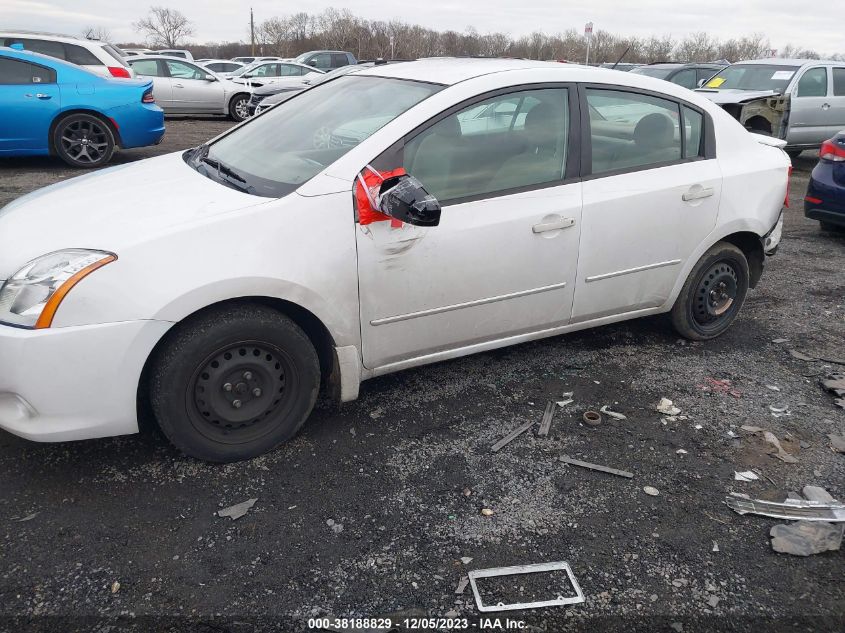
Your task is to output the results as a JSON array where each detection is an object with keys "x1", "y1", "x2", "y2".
[
  {"x1": 331, "y1": 53, "x2": 348, "y2": 67},
  {"x1": 278, "y1": 64, "x2": 301, "y2": 76},
  {"x1": 65, "y1": 44, "x2": 102, "y2": 65},
  {"x1": 671, "y1": 69, "x2": 697, "y2": 89},
  {"x1": 310, "y1": 53, "x2": 332, "y2": 70},
  {"x1": 130, "y1": 59, "x2": 163, "y2": 76},
  {"x1": 587, "y1": 88, "x2": 683, "y2": 174},
  {"x1": 0, "y1": 57, "x2": 56, "y2": 84},
  {"x1": 832, "y1": 68, "x2": 845, "y2": 96}
]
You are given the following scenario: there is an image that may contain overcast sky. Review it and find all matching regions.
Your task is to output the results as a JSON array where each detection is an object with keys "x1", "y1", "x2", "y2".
[{"x1": 5, "y1": 0, "x2": 842, "y2": 56}]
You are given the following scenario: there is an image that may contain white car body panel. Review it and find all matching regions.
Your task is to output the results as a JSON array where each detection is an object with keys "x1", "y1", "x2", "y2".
[
  {"x1": 0, "y1": 31, "x2": 135, "y2": 78},
  {"x1": 0, "y1": 59, "x2": 790, "y2": 443}
]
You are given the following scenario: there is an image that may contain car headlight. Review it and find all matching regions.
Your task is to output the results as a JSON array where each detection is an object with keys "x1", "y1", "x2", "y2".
[{"x1": 0, "y1": 249, "x2": 116, "y2": 328}]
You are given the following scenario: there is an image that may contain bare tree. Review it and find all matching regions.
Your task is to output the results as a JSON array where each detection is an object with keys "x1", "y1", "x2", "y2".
[
  {"x1": 133, "y1": 7, "x2": 195, "y2": 48},
  {"x1": 81, "y1": 26, "x2": 112, "y2": 42}
]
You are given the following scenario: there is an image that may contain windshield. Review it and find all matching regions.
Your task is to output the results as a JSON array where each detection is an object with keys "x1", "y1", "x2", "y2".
[
  {"x1": 703, "y1": 64, "x2": 799, "y2": 91},
  {"x1": 194, "y1": 75, "x2": 442, "y2": 197},
  {"x1": 630, "y1": 67, "x2": 674, "y2": 79}
]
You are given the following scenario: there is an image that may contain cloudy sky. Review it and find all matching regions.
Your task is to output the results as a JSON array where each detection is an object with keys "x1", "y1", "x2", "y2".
[{"x1": 5, "y1": 0, "x2": 841, "y2": 55}]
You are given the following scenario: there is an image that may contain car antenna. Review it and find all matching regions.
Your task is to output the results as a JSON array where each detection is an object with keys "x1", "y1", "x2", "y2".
[{"x1": 611, "y1": 46, "x2": 631, "y2": 70}]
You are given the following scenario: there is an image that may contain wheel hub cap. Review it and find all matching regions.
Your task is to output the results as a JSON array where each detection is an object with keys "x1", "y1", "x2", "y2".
[{"x1": 694, "y1": 262, "x2": 738, "y2": 325}]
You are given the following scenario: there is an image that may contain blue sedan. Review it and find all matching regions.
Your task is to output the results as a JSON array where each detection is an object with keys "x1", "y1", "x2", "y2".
[
  {"x1": 805, "y1": 131, "x2": 845, "y2": 231},
  {"x1": 0, "y1": 46, "x2": 164, "y2": 168}
]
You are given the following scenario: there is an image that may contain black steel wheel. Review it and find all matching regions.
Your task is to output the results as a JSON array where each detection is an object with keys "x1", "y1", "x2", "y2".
[
  {"x1": 671, "y1": 242, "x2": 749, "y2": 340},
  {"x1": 150, "y1": 304, "x2": 320, "y2": 462},
  {"x1": 228, "y1": 94, "x2": 250, "y2": 121},
  {"x1": 53, "y1": 114, "x2": 115, "y2": 167}
]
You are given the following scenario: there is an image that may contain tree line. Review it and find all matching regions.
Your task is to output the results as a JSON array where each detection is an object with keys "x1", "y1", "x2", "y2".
[{"x1": 121, "y1": 6, "x2": 844, "y2": 63}]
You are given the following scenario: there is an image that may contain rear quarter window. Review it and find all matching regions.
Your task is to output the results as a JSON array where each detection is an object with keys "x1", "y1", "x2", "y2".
[
  {"x1": 0, "y1": 57, "x2": 57, "y2": 84},
  {"x1": 65, "y1": 43, "x2": 102, "y2": 65}
]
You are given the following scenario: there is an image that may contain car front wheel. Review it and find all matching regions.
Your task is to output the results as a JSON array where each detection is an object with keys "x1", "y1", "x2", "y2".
[
  {"x1": 149, "y1": 304, "x2": 320, "y2": 462},
  {"x1": 228, "y1": 94, "x2": 250, "y2": 121},
  {"x1": 670, "y1": 242, "x2": 750, "y2": 340},
  {"x1": 52, "y1": 113, "x2": 116, "y2": 168}
]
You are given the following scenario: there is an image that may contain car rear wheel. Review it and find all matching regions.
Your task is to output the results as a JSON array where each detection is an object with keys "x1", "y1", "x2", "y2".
[
  {"x1": 149, "y1": 304, "x2": 320, "y2": 462},
  {"x1": 228, "y1": 94, "x2": 250, "y2": 121},
  {"x1": 52, "y1": 113, "x2": 115, "y2": 168},
  {"x1": 670, "y1": 242, "x2": 749, "y2": 340},
  {"x1": 786, "y1": 150, "x2": 803, "y2": 159}
]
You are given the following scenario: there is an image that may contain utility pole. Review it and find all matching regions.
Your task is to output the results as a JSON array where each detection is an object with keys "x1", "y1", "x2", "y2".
[
  {"x1": 250, "y1": 7, "x2": 255, "y2": 56},
  {"x1": 584, "y1": 21, "x2": 593, "y2": 65}
]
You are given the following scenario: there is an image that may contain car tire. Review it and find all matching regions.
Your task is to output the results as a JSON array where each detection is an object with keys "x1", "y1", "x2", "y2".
[
  {"x1": 670, "y1": 242, "x2": 750, "y2": 341},
  {"x1": 786, "y1": 150, "x2": 803, "y2": 160},
  {"x1": 149, "y1": 304, "x2": 320, "y2": 462},
  {"x1": 228, "y1": 94, "x2": 250, "y2": 121},
  {"x1": 52, "y1": 113, "x2": 116, "y2": 168}
]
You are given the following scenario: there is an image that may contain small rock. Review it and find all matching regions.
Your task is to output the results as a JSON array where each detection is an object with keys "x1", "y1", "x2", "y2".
[
  {"x1": 110, "y1": 581, "x2": 120, "y2": 594},
  {"x1": 670, "y1": 623, "x2": 683, "y2": 633},
  {"x1": 708, "y1": 596, "x2": 720, "y2": 608},
  {"x1": 650, "y1": 594, "x2": 658, "y2": 602},
  {"x1": 460, "y1": 557, "x2": 473, "y2": 564},
  {"x1": 481, "y1": 508, "x2": 494, "y2": 517},
  {"x1": 643, "y1": 486, "x2": 659, "y2": 497},
  {"x1": 462, "y1": 488, "x2": 472, "y2": 497},
  {"x1": 445, "y1": 609, "x2": 459, "y2": 618}
]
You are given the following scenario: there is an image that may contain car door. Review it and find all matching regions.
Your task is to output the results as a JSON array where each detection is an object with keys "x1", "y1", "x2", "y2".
[
  {"x1": 165, "y1": 59, "x2": 225, "y2": 112},
  {"x1": 128, "y1": 59, "x2": 172, "y2": 108},
  {"x1": 356, "y1": 86, "x2": 582, "y2": 370},
  {"x1": 0, "y1": 57, "x2": 60, "y2": 152},
  {"x1": 828, "y1": 67, "x2": 845, "y2": 137},
  {"x1": 788, "y1": 66, "x2": 831, "y2": 145},
  {"x1": 573, "y1": 86, "x2": 720, "y2": 323}
]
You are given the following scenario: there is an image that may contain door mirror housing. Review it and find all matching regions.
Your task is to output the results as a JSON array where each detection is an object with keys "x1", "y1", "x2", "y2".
[
  {"x1": 204, "y1": 74, "x2": 217, "y2": 81},
  {"x1": 377, "y1": 174, "x2": 441, "y2": 227},
  {"x1": 697, "y1": 78, "x2": 707, "y2": 88}
]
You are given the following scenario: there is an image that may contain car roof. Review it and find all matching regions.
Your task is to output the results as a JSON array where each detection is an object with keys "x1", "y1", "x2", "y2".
[
  {"x1": 737, "y1": 58, "x2": 841, "y2": 67},
  {"x1": 0, "y1": 30, "x2": 106, "y2": 45},
  {"x1": 356, "y1": 57, "x2": 596, "y2": 85},
  {"x1": 130, "y1": 55, "x2": 202, "y2": 63}
]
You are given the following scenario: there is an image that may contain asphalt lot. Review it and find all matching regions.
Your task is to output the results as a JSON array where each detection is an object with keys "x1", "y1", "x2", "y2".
[{"x1": 0, "y1": 118, "x2": 843, "y2": 633}]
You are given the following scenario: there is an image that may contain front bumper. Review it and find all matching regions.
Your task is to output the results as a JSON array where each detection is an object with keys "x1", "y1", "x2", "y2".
[{"x1": 0, "y1": 319, "x2": 171, "y2": 442}]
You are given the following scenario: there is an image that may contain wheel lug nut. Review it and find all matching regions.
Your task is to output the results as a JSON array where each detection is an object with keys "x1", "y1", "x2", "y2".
[
  {"x1": 232, "y1": 399, "x2": 242, "y2": 409},
  {"x1": 243, "y1": 371, "x2": 253, "y2": 380},
  {"x1": 223, "y1": 383, "x2": 232, "y2": 392},
  {"x1": 252, "y1": 388, "x2": 262, "y2": 397}
]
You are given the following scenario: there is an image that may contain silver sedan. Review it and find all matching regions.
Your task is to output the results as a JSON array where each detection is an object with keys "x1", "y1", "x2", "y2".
[{"x1": 126, "y1": 55, "x2": 253, "y2": 121}]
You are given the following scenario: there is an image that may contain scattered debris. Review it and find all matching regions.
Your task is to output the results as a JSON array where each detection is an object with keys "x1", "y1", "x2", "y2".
[
  {"x1": 712, "y1": 541, "x2": 719, "y2": 552},
  {"x1": 803, "y1": 486, "x2": 836, "y2": 504},
  {"x1": 455, "y1": 576, "x2": 469, "y2": 594},
  {"x1": 701, "y1": 377, "x2": 741, "y2": 398},
  {"x1": 765, "y1": 385, "x2": 781, "y2": 392},
  {"x1": 707, "y1": 595, "x2": 720, "y2": 608},
  {"x1": 768, "y1": 404, "x2": 790, "y2": 418},
  {"x1": 676, "y1": 449, "x2": 688, "y2": 455},
  {"x1": 491, "y1": 419, "x2": 536, "y2": 453},
  {"x1": 655, "y1": 398, "x2": 681, "y2": 416},
  {"x1": 734, "y1": 471, "x2": 759, "y2": 482},
  {"x1": 217, "y1": 498, "x2": 257, "y2": 521},
  {"x1": 771, "y1": 338, "x2": 789, "y2": 344},
  {"x1": 599, "y1": 405, "x2": 626, "y2": 420},
  {"x1": 725, "y1": 494, "x2": 845, "y2": 522},
  {"x1": 537, "y1": 401, "x2": 556, "y2": 437},
  {"x1": 740, "y1": 425, "x2": 764, "y2": 433},
  {"x1": 763, "y1": 431, "x2": 799, "y2": 463},
  {"x1": 556, "y1": 398, "x2": 574, "y2": 408},
  {"x1": 828, "y1": 434, "x2": 845, "y2": 453},
  {"x1": 467, "y1": 561, "x2": 585, "y2": 612},
  {"x1": 560, "y1": 455, "x2": 633, "y2": 478},
  {"x1": 462, "y1": 487, "x2": 472, "y2": 497},
  {"x1": 770, "y1": 521, "x2": 843, "y2": 556},
  {"x1": 460, "y1": 556, "x2": 473, "y2": 565},
  {"x1": 583, "y1": 410, "x2": 602, "y2": 426},
  {"x1": 14, "y1": 512, "x2": 38, "y2": 522},
  {"x1": 110, "y1": 581, "x2": 120, "y2": 594},
  {"x1": 326, "y1": 519, "x2": 343, "y2": 534},
  {"x1": 789, "y1": 350, "x2": 818, "y2": 362},
  {"x1": 481, "y1": 508, "x2": 494, "y2": 517},
  {"x1": 820, "y1": 374, "x2": 845, "y2": 409},
  {"x1": 643, "y1": 486, "x2": 660, "y2": 497},
  {"x1": 670, "y1": 623, "x2": 683, "y2": 633}
]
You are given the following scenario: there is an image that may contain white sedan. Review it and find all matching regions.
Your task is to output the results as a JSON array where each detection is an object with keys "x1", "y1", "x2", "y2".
[{"x1": 0, "y1": 59, "x2": 789, "y2": 461}]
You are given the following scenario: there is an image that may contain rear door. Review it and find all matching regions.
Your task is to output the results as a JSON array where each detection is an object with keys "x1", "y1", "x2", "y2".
[
  {"x1": 828, "y1": 67, "x2": 845, "y2": 137},
  {"x1": 788, "y1": 66, "x2": 831, "y2": 145},
  {"x1": 165, "y1": 59, "x2": 225, "y2": 112},
  {"x1": 356, "y1": 86, "x2": 582, "y2": 370},
  {"x1": 573, "y1": 86, "x2": 720, "y2": 322},
  {"x1": 0, "y1": 57, "x2": 60, "y2": 152}
]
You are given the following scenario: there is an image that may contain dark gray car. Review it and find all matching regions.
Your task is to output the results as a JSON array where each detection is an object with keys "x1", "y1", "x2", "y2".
[{"x1": 630, "y1": 63, "x2": 727, "y2": 89}]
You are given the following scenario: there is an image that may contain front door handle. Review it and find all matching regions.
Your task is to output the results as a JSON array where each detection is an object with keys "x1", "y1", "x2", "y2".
[
  {"x1": 682, "y1": 186, "x2": 715, "y2": 202},
  {"x1": 173, "y1": 83, "x2": 184, "y2": 88},
  {"x1": 35, "y1": 93, "x2": 52, "y2": 100},
  {"x1": 822, "y1": 103, "x2": 831, "y2": 111},
  {"x1": 533, "y1": 217, "x2": 576, "y2": 233}
]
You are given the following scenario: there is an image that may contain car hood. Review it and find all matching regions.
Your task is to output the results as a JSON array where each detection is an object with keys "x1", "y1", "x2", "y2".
[
  {"x1": 0, "y1": 152, "x2": 268, "y2": 280},
  {"x1": 694, "y1": 88, "x2": 781, "y2": 105}
]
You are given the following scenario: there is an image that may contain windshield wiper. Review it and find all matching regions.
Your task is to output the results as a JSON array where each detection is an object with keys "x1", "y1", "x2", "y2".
[{"x1": 200, "y1": 156, "x2": 247, "y2": 184}]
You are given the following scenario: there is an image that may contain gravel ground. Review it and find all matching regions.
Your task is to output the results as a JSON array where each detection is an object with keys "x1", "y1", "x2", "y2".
[{"x1": 0, "y1": 119, "x2": 843, "y2": 633}]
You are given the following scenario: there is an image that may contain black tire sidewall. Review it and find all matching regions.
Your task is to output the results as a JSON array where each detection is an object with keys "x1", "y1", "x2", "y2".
[
  {"x1": 672, "y1": 243, "x2": 749, "y2": 340},
  {"x1": 150, "y1": 306, "x2": 320, "y2": 462},
  {"x1": 229, "y1": 95, "x2": 249, "y2": 121},
  {"x1": 52, "y1": 114, "x2": 115, "y2": 168}
]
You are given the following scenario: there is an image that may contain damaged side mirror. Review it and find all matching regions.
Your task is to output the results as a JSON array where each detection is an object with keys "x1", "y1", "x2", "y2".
[{"x1": 377, "y1": 174, "x2": 441, "y2": 227}]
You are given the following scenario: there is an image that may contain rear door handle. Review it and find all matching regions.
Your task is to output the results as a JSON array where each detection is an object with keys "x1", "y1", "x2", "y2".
[
  {"x1": 682, "y1": 186, "x2": 714, "y2": 202},
  {"x1": 822, "y1": 103, "x2": 831, "y2": 110},
  {"x1": 35, "y1": 93, "x2": 52, "y2": 100},
  {"x1": 173, "y1": 83, "x2": 184, "y2": 88},
  {"x1": 533, "y1": 217, "x2": 576, "y2": 233}
]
